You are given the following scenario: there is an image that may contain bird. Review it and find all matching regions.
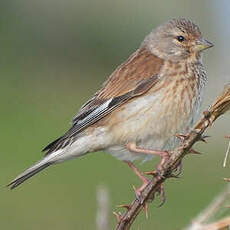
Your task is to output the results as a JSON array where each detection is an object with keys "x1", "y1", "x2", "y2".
[{"x1": 8, "y1": 18, "x2": 213, "y2": 191}]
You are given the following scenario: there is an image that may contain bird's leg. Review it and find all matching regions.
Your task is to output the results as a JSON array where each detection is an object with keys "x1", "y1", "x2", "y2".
[
  {"x1": 124, "y1": 160, "x2": 149, "y2": 197},
  {"x1": 126, "y1": 142, "x2": 170, "y2": 172},
  {"x1": 123, "y1": 161, "x2": 152, "y2": 218},
  {"x1": 125, "y1": 143, "x2": 170, "y2": 213}
]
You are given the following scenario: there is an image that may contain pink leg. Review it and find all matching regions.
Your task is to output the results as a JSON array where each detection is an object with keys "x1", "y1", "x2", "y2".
[
  {"x1": 124, "y1": 160, "x2": 149, "y2": 197},
  {"x1": 126, "y1": 143, "x2": 169, "y2": 171},
  {"x1": 125, "y1": 143, "x2": 169, "y2": 210}
]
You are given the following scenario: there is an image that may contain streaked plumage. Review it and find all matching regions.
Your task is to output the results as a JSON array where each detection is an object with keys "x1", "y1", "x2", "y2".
[{"x1": 8, "y1": 18, "x2": 213, "y2": 189}]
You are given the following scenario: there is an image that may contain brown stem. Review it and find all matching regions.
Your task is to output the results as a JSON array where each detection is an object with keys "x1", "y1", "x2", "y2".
[{"x1": 115, "y1": 84, "x2": 230, "y2": 230}]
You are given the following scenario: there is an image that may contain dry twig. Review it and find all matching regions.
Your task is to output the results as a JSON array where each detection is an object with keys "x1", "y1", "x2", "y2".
[
  {"x1": 115, "y1": 84, "x2": 230, "y2": 230},
  {"x1": 96, "y1": 185, "x2": 110, "y2": 230},
  {"x1": 223, "y1": 135, "x2": 230, "y2": 167}
]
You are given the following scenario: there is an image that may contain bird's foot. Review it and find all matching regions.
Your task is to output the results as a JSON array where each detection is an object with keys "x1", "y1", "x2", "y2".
[
  {"x1": 155, "y1": 150, "x2": 170, "y2": 172},
  {"x1": 175, "y1": 133, "x2": 189, "y2": 141}
]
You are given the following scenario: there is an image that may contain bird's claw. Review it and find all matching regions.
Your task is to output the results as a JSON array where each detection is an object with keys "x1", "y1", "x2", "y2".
[
  {"x1": 156, "y1": 151, "x2": 170, "y2": 172},
  {"x1": 132, "y1": 183, "x2": 149, "y2": 202},
  {"x1": 175, "y1": 133, "x2": 189, "y2": 141}
]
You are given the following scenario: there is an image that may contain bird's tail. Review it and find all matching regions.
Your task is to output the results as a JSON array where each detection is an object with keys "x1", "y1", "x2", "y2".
[
  {"x1": 8, "y1": 134, "x2": 93, "y2": 189},
  {"x1": 7, "y1": 149, "x2": 65, "y2": 189},
  {"x1": 7, "y1": 160, "x2": 52, "y2": 189}
]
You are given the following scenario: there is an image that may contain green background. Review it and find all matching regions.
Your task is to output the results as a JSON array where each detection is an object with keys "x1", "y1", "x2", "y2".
[{"x1": 1, "y1": 0, "x2": 230, "y2": 229}]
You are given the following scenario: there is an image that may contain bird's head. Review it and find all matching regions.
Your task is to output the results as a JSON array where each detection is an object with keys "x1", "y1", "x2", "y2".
[{"x1": 143, "y1": 18, "x2": 213, "y2": 62}]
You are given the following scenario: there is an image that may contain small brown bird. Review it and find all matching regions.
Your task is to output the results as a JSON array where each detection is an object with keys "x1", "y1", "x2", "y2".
[{"x1": 9, "y1": 18, "x2": 213, "y2": 191}]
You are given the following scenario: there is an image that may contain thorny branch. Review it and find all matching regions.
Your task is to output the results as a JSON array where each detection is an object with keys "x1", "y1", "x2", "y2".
[{"x1": 115, "y1": 84, "x2": 230, "y2": 230}]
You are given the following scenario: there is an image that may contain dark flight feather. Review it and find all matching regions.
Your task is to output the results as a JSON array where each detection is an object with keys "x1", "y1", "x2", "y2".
[
  {"x1": 8, "y1": 162, "x2": 52, "y2": 189},
  {"x1": 43, "y1": 76, "x2": 159, "y2": 154}
]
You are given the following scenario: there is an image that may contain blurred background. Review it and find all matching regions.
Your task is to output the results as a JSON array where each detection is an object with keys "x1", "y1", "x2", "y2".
[{"x1": 1, "y1": 0, "x2": 230, "y2": 229}]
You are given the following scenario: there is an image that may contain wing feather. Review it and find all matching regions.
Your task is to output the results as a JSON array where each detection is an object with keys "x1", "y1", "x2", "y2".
[{"x1": 43, "y1": 47, "x2": 163, "y2": 154}]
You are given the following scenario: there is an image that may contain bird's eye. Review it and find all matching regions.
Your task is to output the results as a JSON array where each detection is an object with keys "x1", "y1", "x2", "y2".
[{"x1": 177, "y1": 35, "x2": 185, "y2": 42}]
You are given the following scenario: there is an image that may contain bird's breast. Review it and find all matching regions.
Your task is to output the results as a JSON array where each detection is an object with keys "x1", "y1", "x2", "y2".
[
  {"x1": 107, "y1": 74, "x2": 202, "y2": 151},
  {"x1": 103, "y1": 61, "x2": 206, "y2": 161}
]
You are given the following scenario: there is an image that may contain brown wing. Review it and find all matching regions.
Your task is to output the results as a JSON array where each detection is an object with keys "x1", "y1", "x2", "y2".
[
  {"x1": 43, "y1": 47, "x2": 164, "y2": 154},
  {"x1": 73, "y1": 47, "x2": 163, "y2": 122},
  {"x1": 97, "y1": 48, "x2": 163, "y2": 98}
]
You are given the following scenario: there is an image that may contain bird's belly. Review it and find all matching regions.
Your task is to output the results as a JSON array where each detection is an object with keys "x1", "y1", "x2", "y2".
[{"x1": 106, "y1": 88, "x2": 199, "y2": 161}]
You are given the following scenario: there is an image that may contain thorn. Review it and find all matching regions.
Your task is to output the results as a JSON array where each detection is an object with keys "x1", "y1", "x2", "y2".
[
  {"x1": 113, "y1": 211, "x2": 122, "y2": 222},
  {"x1": 144, "y1": 170, "x2": 158, "y2": 177},
  {"x1": 189, "y1": 148, "x2": 202, "y2": 155},
  {"x1": 224, "y1": 178, "x2": 230, "y2": 182},
  {"x1": 143, "y1": 203, "x2": 148, "y2": 219},
  {"x1": 199, "y1": 135, "x2": 210, "y2": 143},
  {"x1": 132, "y1": 185, "x2": 141, "y2": 200},
  {"x1": 176, "y1": 133, "x2": 210, "y2": 143},
  {"x1": 117, "y1": 204, "x2": 131, "y2": 210}
]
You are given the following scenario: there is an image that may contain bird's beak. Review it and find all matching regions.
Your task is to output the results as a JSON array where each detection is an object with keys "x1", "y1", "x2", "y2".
[{"x1": 195, "y1": 38, "x2": 214, "y2": 52}]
